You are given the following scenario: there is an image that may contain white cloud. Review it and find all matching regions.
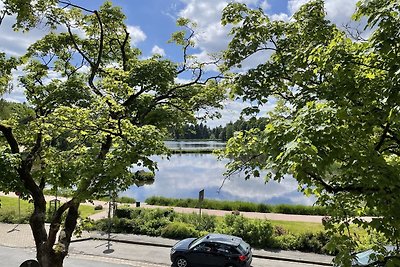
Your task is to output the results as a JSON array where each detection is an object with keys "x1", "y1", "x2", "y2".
[
  {"x1": 0, "y1": 14, "x2": 48, "y2": 56},
  {"x1": 179, "y1": 1, "x2": 230, "y2": 55},
  {"x1": 287, "y1": 0, "x2": 310, "y2": 15},
  {"x1": 205, "y1": 97, "x2": 275, "y2": 127},
  {"x1": 288, "y1": 0, "x2": 358, "y2": 25},
  {"x1": 271, "y1": 13, "x2": 290, "y2": 21},
  {"x1": 126, "y1": 25, "x2": 147, "y2": 46},
  {"x1": 151, "y1": 45, "x2": 165, "y2": 56},
  {"x1": 260, "y1": 1, "x2": 271, "y2": 11}
]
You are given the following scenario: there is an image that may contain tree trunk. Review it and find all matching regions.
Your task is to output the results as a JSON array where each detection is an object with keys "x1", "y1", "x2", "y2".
[
  {"x1": 37, "y1": 249, "x2": 64, "y2": 267},
  {"x1": 30, "y1": 197, "x2": 80, "y2": 267}
]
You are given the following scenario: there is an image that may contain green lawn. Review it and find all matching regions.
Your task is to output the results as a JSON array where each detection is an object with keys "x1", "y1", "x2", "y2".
[
  {"x1": 270, "y1": 220, "x2": 324, "y2": 234},
  {"x1": 214, "y1": 215, "x2": 324, "y2": 235},
  {"x1": 0, "y1": 196, "x2": 102, "y2": 223}
]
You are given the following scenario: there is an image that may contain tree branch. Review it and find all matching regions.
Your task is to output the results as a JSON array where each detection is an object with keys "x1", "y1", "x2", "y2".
[
  {"x1": 66, "y1": 9, "x2": 105, "y2": 97},
  {"x1": 375, "y1": 122, "x2": 390, "y2": 152},
  {"x1": 0, "y1": 124, "x2": 20, "y2": 153},
  {"x1": 24, "y1": 132, "x2": 42, "y2": 171},
  {"x1": 47, "y1": 199, "x2": 76, "y2": 248},
  {"x1": 59, "y1": 0, "x2": 94, "y2": 13},
  {"x1": 306, "y1": 171, "x2": 385, "y2": 194},
  {"x1": 120, "y1": 28, "x2": 130, "y2": 71}
]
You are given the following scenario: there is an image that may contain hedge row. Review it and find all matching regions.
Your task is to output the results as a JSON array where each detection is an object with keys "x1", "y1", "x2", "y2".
[
  {"x1": 87, "y1": 207, "x2": 332, "y2": 254},
  {"x1": 145, "y1": 196, "x2": 329, "y2": 215}
]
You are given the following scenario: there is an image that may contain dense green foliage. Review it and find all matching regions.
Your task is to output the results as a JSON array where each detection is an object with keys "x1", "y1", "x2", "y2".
[
  {"x1": 89, "y1": 207, "x2": 331, "y2": 254},
  {"x1": 221, "y1": 0, "x2": 400, "y2": 265},
  {"x1": 145, "y1": 196, "x2": 329, "y2": 215},
  {"x1": 0, "y1": 1, "x2": 224, "y2": 266}
]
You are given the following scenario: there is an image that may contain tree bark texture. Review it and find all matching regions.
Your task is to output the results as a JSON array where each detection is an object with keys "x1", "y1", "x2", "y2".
[{"x1": 30, "y1": 197, "x2": 80, "y2": 267}]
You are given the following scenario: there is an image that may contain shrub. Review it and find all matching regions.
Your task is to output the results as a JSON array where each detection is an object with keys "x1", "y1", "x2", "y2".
[
  {"x1": 0, "y1": 210, "x2": 30, "y2": 224},
  {"x1": 94, "y1": 205, "x2": 103, "y2": 210},
  {"x1": 87, "y1": 207, "x2": 333, "y2": 254},
  {"x1": 115, "y1": 207, "x2": 132, "y2": 219},
  {"x1": 273, "y1": 204, "x2": 328, "y2": 216},
  {"x1": 116, "y1": 196, "x2": 136, "y2": 204},
  {"x1": 295, "y1": 232, "x2": 330, "y2": 253},
  {"x1": 216, "y1": 214, "x2": 274, "y2": 248},
  {"x1": 176, "y1": 213, "x2": 216, "y2": 232},
  {"x1": 274, "y1": 226, "x2": 287, "y2": 236},
  {"x1": 161, "y1": 222, "x2": 198, "y2": 239}
]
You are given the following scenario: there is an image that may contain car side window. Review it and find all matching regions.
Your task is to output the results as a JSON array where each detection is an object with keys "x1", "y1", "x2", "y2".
[
  {"x1": 194, "y1": 242, "x2": 213, "y2": 252},
  {"x1": 215, "y1": 243, "x2": 232, "y2": 255}
]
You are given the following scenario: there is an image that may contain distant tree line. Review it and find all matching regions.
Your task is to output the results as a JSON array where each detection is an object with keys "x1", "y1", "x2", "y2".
[{"x1": 170, "y1": 118, "x2": 268, "y2": 141}]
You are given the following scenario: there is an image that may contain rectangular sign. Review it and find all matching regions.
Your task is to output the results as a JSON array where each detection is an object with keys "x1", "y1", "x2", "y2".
[{"x1": 199, "y1": 189, "x2": 204, "y2": 202}]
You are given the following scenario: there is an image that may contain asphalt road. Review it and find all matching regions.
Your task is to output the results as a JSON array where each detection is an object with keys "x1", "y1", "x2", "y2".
[
  {"x1": 72, "y1": 240, "x2": 323, "y2": 267},
  {"x1": 1, "y1": 240, "x2": 326, "y2": 267}
]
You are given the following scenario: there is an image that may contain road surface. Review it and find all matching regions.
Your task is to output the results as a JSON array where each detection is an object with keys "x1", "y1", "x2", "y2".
[{"x1": 1, "y1": 241, "x2": 328, "y2": 267}]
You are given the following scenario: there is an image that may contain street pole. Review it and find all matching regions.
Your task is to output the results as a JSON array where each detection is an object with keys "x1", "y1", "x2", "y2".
[
  {"x1": 198, "y1": 189, "x2": 204, "y2": 217},
  {"x1": 18, "y1": 195, "x2": 20, "y2": 220},
  {"x1": 107, "y1": 188, "x2": 112, "y2": 251}
]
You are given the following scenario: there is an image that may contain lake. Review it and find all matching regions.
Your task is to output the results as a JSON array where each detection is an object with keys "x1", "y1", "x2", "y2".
[{"x1": 121, "y1": 141, "x2": 315, "y2": 205}]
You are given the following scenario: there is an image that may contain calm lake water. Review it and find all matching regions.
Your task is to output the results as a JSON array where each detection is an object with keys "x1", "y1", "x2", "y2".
[
  {"x1": 121, "y1": 142, "x2": 315, "y2": 205},
  {"x1": 164, "y1": 140, "x2": 226, "y2": 150}
]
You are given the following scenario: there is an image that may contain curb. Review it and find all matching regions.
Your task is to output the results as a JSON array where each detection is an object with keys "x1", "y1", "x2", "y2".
[{"x1": 76, "y1": 236, "x2": 332, "y2": 266}]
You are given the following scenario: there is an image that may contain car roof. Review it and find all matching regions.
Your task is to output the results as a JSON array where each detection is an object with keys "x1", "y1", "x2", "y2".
[{"x1": 202, "y1": 234, "x2": 243, "y2": 246}]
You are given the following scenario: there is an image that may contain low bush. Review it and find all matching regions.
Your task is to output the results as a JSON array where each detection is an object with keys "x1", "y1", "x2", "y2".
[
  {"x1": 94, "y1": 205, "x2": 103, "y2": 210},
  {"x1": 116, "y1": 196, "x2": 136, "y2": 204},
  {"x1": 273, "y1": 204, "x2": 328, "y2": 216},
  {"x1": 216, "y1": 214, "x2": 275, "y2": 248},
  {"x1": 175, "y1": 213, "x2": 216, "y2": 233},
  {"x1": 89, "y1": 206, "x2": 333, "y2": 254},
  {"x1": 0, "y1": 210, "x2": 30, "y2": 224},
  {"x1": 115, "y1": 206, "x2": 132, "y2": 219},
  {"x1": 161, "y1": 222, "x2": 199, "y2": 239}
]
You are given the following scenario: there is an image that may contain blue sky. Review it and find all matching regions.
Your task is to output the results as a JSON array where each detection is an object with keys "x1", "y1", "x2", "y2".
[{"x1": 0, "y1": 0, "x2": 359, "y2": 126}]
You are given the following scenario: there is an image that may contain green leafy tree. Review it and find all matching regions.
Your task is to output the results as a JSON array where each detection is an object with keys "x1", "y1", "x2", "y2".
[
  {"x1": 0, "y1": 1, "x2": 224, "y2": 266},
  {"x1": 221, "y1": 0, "x2": 400, "y2": 265}
]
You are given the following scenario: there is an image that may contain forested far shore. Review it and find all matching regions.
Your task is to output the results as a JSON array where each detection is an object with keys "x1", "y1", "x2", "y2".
[{"x1": 168, "y1": 118, "x2": 268, "y2": 141}]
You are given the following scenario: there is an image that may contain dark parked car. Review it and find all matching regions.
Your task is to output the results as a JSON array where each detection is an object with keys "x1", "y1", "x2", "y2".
[{"x1": 170, "y1": 233, "x2": 252, "y2": 267}]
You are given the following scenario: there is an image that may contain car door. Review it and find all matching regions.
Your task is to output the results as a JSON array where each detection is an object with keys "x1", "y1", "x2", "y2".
[
  {"x1": 212, "y1": 243, "x2": 234, "y2": 266},
  {"x1": 189, "y1": 242, "x2": 215, "y2": 267}
]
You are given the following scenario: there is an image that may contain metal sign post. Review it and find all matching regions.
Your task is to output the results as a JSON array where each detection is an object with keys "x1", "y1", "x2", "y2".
[
  {"x1": 15, "y1": 192, "x2": 21, "y2": 221},
  {"x1": 198, "y1": 189, "x2": 204, "y2": 216}
]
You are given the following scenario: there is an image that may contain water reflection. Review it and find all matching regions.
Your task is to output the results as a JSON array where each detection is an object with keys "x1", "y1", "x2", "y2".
[
  {"x1": 122, "y1": 153, "x2": 315, "y2": 205},
  {"x1": 164, "y1": 140, "x2": 226, "y2": 150}
]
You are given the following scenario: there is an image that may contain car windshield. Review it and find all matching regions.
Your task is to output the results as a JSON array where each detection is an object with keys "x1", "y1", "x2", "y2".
[{"x1": 189, "y1": 237, "x2": 206, "y2": 250}]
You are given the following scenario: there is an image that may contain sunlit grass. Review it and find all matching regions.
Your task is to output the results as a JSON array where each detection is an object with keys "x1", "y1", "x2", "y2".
[
  {"x1": 270, "y1": 220, "x2": 324, "y2": 234},
  {"x1": 0, "y1": 195, "x2": 102, "y2": 223}
]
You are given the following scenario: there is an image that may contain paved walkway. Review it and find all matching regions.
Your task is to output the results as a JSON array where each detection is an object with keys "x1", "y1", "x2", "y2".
[{"x1": 0, "y1": 223, "x2": 334, "y2": 266}]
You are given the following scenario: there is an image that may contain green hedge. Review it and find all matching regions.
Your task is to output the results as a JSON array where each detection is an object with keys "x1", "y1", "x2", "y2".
[
  {"x1": 88, "y1": 207, "x2": 331, "y2": 254},
  {"x1": 145, "y1": 196, "x2": 328, "y2": 215}
]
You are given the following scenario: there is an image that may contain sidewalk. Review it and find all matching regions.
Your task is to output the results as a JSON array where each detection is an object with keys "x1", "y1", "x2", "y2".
[{"x1": 0, "y1": 223, "x2": 333, "y2": 266}]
